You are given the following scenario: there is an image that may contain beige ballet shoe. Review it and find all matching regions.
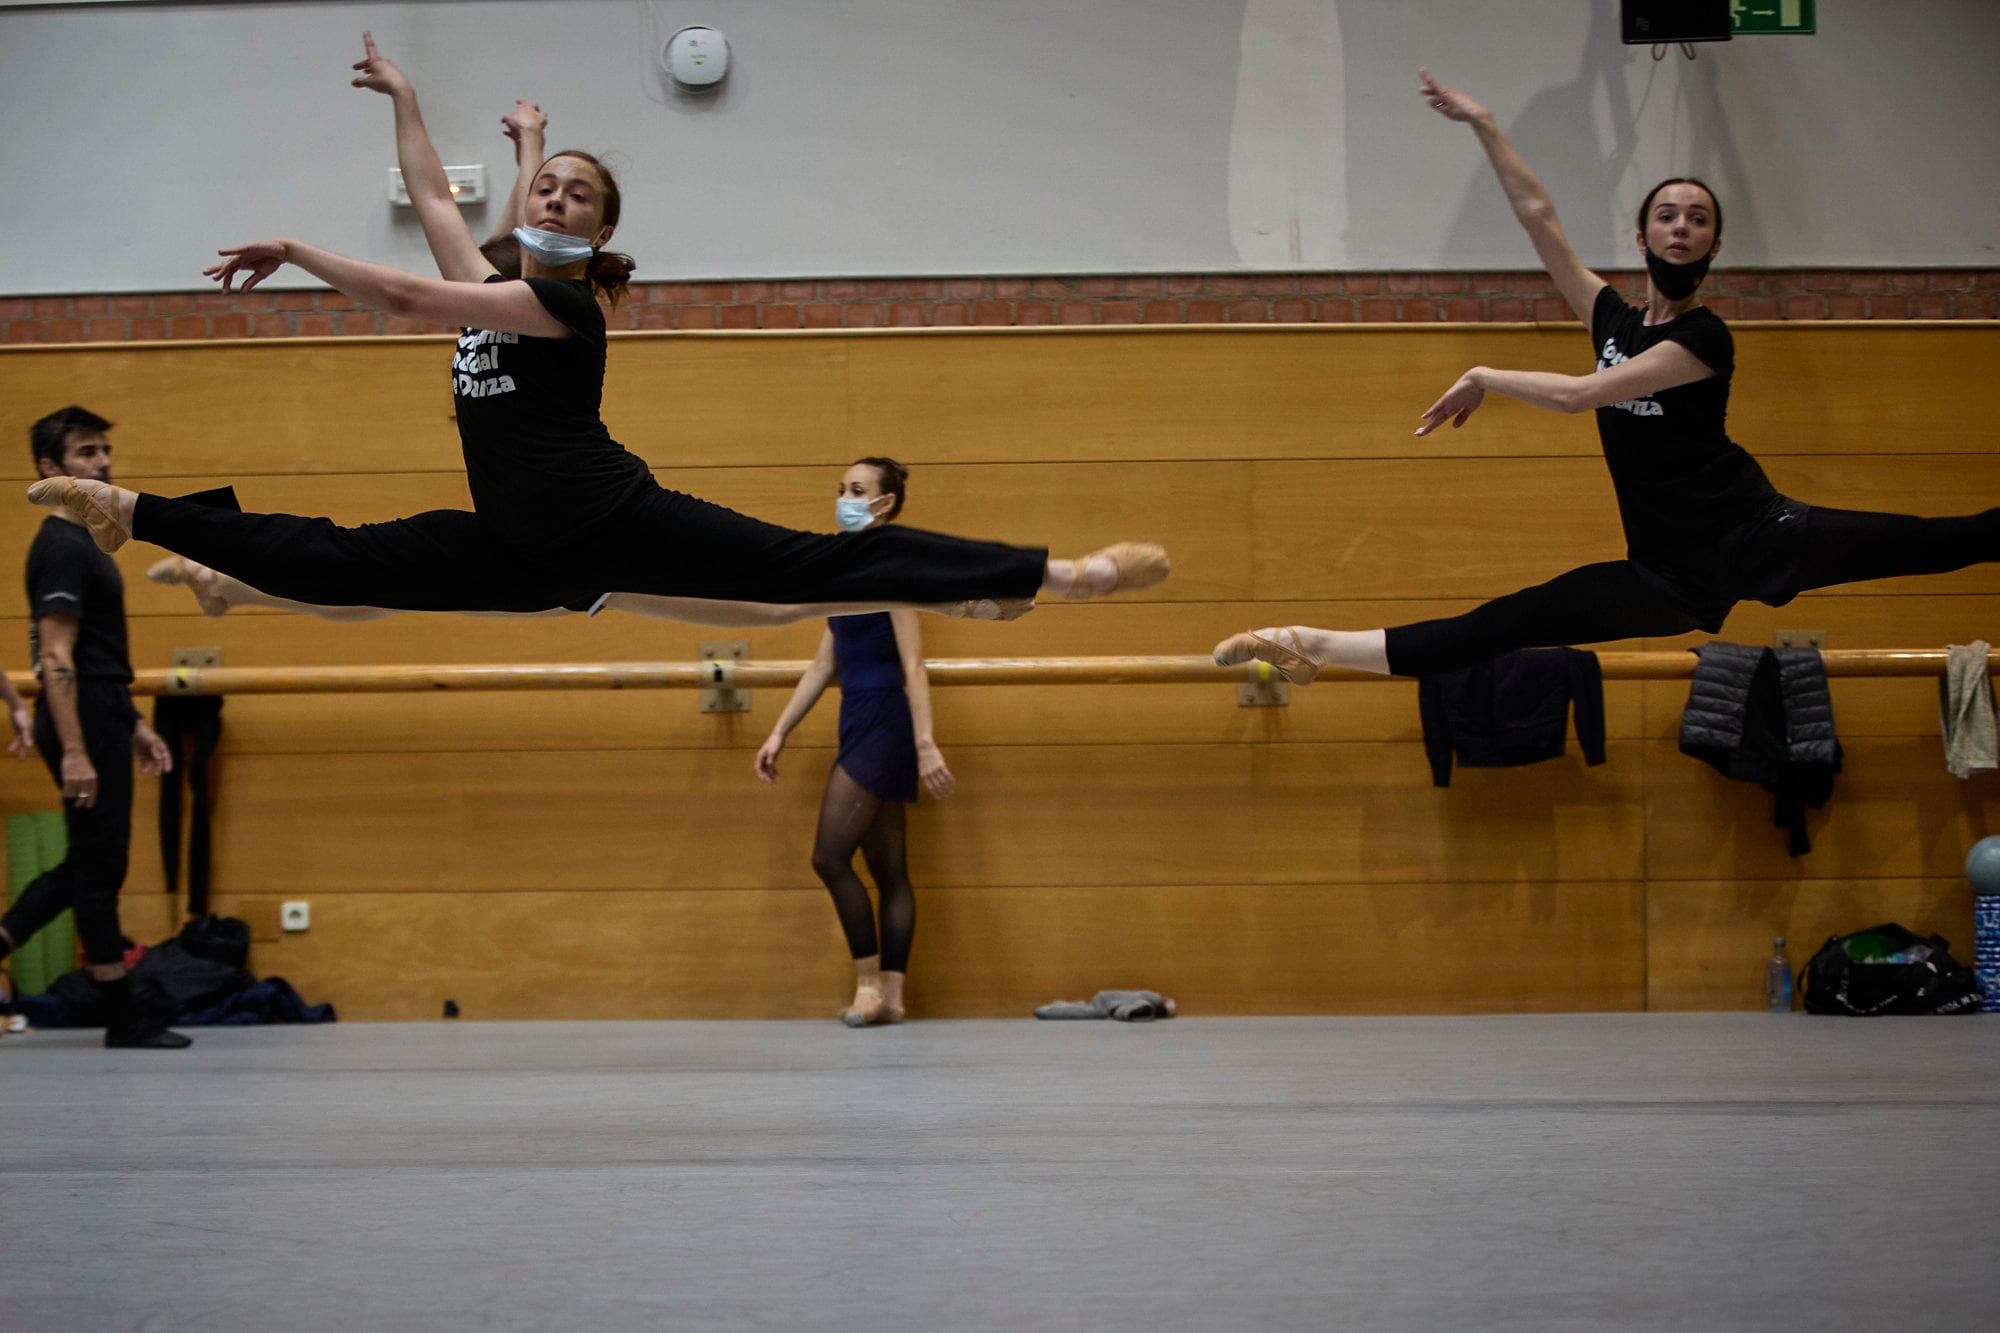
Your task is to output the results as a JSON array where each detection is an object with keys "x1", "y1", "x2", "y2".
[
  {"x1": 147, "y1": 557, "x2": 230, "y2": 618},
  {"x1": 1213, "y1": 627, "x2": 1322, "y2": 686},
  {"x1": 1066, "y1": 541, "x2": 1171, "y2": 599},
  {"x1": 28, "y1": 477, "x2": 130, "y2": 553},
  {"x1": 840, "y1": 980, "x2": 888, "y2": 1028}
]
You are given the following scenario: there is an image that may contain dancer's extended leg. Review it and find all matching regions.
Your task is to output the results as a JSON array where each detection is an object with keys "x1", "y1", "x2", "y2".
[
  {"x1": 1217, "y1": 561, "x2": 1703, "y2": 681},
  {"x1": 37, "y1": 479, "x2": 1166, "y2": 612},
  {"x1": 1777, "y1": 506, "x2": 2000, "y2": 595}
]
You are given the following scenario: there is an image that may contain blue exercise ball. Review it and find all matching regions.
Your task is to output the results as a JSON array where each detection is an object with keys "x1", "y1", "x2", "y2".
[{"x1": 1966, "y1": 836, "x2": 2000, "y2": 893}]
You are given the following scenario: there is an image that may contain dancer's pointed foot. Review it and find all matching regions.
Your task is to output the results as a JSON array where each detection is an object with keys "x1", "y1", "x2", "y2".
[
  {"x1": 1213, "y1": 626, "x2": 1322, "y2": 686},
  {"x1": 951, "y1": 596, "x2": 1038, "y2": 621},
  {"x1": 28, "y1": 477, "x2": 133, "y2": 552},
  {"x1": 1067, "y1": 541, "x2": 1171, "y2": 599},
  {"x1": 147, "y1": 556, "x2": 230, "y2": 618},
  {"x1": 840, "y1": 980, "x2": 888, "y2": 1028}
]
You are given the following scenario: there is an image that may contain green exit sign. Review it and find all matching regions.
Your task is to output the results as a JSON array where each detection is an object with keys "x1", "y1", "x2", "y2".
[{"x1": 1732, "y1": 0, "x2": 1816, "y2": 34}]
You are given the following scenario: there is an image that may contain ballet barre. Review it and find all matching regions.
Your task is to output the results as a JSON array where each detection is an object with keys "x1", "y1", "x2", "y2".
[{"x1": 4, "y1": 647, "x2": 1991, "y2": 700}]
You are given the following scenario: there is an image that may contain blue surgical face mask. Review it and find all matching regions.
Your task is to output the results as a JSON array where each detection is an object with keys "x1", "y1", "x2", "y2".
[
  {"x1": 835, "y1": 496, "x2": 881, "y2": 532},
  {"x1": 512, "y1": 225, "x2": 596, "y2": 267}
]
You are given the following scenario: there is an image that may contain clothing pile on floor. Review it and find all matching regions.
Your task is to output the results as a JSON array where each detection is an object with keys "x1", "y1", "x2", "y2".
[{"x1": 9, "y1": 913, "x2": 334, "y2": 1031}]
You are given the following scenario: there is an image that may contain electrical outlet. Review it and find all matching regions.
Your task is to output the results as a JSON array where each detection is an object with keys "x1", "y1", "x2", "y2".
[{"x1": 280, "y1": 900, "x2": 311, "y2": 932}]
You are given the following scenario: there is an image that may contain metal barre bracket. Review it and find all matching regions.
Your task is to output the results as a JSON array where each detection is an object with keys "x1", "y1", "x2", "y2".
[{"x1": 699, "y1": 641, "x2": 749, "y2": 713}]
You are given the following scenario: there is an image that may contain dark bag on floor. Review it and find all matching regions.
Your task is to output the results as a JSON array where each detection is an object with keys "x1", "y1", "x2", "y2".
[
  {"x1": 1800, "y1": 923, "x2": 1985, "y2": 1016},
  {"x1": 176, "y1": 912, "x2": 250, "y2": 970},
  {"x1": 128, "y1": 915, "x2": 254, "y2": 1015}
]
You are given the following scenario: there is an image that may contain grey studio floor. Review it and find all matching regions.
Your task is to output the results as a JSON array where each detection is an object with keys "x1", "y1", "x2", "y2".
[{"x1": 3, "y1": 1016, "x2": 1998, "y2": 1332}]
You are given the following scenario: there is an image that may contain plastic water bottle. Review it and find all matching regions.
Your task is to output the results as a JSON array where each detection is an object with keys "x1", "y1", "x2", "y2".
[{"x1": 1766, "y1": 937, "x2": 1792, "y2": 1013}]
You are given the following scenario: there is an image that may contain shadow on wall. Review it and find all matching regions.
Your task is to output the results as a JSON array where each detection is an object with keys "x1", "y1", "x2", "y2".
[{"x1": 1338, "y1": 1, "x2": 1763, "y2": 272}]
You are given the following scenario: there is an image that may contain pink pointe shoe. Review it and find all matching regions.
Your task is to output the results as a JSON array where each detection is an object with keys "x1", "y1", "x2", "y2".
[
  {"x1": 28, "y1": 477, "x2": 131, "y2": 553},
  {"x1": 1213, "y1": 627, "x2": 1322, "y2": 686}
]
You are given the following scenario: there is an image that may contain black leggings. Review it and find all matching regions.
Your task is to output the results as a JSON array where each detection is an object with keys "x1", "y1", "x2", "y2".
[
  {"x1": 809, "y1": 765, "x2": 915, "y2": 973},
  {"x1": 1385, "y1": 505, "x2": 2000, "y2": 678},
  {"x1": 130, "y1": 483, "x2": 1048, "y2": 612}
]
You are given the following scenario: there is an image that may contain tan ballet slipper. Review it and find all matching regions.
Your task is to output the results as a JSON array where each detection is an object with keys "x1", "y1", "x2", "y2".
[
  {"x1": 27, "y1": 477, "x2": 131, "y2": 553},
  {"x1": 840, "y1": 979, "x2": 888, "y2": 1028},
  {"x1": 147, "y1": 557, "x2": 230, "y2": 618},
  {"x1": 1066, "y1": 541, "x2": 1171, "y2": 599},
  {"x1": 1212, "y1": 627, "x2": 1322, "y2": 686}
]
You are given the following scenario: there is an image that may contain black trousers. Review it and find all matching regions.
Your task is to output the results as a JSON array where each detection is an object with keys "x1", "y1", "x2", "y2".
[
  {"x1": 0, "y1": 684, "x2": 136, "y2": 967},
  {"x1": 1385, "y1": 504, "x2": 2000, "y2": 678},
  {"x1": 131, "y1": 483, "x2": 1049, "y2": 612}
]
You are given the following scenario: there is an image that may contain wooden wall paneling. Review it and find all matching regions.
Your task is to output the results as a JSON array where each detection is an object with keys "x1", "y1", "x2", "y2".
[
  {"x1": 1642, "y1": 737, "x2": 2000, "y2": 882},
  {"x1": 1251, "y1": 741, "x2": 1648, "y2": 885},
  {"x1": 199, "y1": 743, "x2": 1259, "y2": 895},
  {"x1": 1729, "y1": 325, "x2": 2000, "y2": 454},
  {"x1": 901, "y1": 880, "x2": 1647, "y2": 1016},
  {"x1": 603, "y1": 336, "x2": 853, "y2": 468},
  {"x1": 217, "y1": 878, "x2": 1648, "y2": 1022},
  {"x1": 839, "y1": 327, "x2": 1600, "y2": 463},
  {"x1": 216, "y1": 888, "x2": 856, "y2": 1022},
  {"x1": 0, "y1": 341, "x2": 468, "y2": 479},
  {"x1": 1253, "y1": 457, "x2": 1631, "y2": 600},
  {"x1": 1645, "y1": 877, "x2": 1974, "y2": 1011},
  {"x1": 6, "y1": 323, "x2": 1992, "y2": 480}
]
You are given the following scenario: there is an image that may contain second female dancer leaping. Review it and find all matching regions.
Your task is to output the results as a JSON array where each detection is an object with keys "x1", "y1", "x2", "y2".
[{"x1": 1216, "y1": 68, "x2": 1996, "y2": 683}]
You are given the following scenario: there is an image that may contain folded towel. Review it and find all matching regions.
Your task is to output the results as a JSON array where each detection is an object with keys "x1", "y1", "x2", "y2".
[{"x1": 1940, "y1": 641, "x2": 1998, "y2": 778}]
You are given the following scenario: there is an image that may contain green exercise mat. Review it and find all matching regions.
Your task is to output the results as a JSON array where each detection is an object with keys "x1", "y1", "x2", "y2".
[{"x1": 6, "y1": 811, "x2": 73, "y2": 998}]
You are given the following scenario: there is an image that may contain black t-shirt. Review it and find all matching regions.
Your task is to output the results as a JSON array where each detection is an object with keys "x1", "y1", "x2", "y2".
[
  {"x1": 26, "y1": 514, "x2": 134, "y2": 686},
  {"x1": 451, "y1": 277, "x2": 654, "y2": 551},
  {"x1": 1590, "y1": 285, "x2": 1779, "y2": 607}
]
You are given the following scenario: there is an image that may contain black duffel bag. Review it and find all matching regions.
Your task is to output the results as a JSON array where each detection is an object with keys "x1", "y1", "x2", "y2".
[
  {"x1": 1800, "y1": 922, "x2": 1985, "y2": 1016},
  {"x1": 129, "y1": 915, "x2": 252, "y2": 1016}
]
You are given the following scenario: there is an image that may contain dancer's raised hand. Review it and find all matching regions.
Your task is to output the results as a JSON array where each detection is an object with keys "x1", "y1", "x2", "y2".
[
  {"x1": 204, "y1": 240, "x2": 290, "y2": 294},
  {"x1": 351, "y1": 30, "x2": 412, "y2": 98},
  {"x1": 501, "y1": 100, "x2": 547, "y2": 144},
  {"x1": 1416, "y1": 372, "x2": 1485, "y2": 436},
  {"x1": 1418, "y1": 68, "x2": 1488, "y2": 125}
]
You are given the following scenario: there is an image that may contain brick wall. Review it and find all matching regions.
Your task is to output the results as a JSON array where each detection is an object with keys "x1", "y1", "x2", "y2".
[{"x1": 3, "y1": 269, "x2": 1995, "y2": 343}]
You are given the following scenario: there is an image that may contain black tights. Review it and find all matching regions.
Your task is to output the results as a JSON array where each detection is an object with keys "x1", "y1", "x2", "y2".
[
  {"x1": 1385, "y1": 505, "x2": 2000, "y2": 678},
  {"x1": 809, "y1": 765, "x2": 915, "y2": 973}
]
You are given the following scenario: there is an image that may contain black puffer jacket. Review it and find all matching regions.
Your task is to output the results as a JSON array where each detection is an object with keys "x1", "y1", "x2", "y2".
[{"x1": 1679, "y1": 643, "x2": 1842, "y2": 854}]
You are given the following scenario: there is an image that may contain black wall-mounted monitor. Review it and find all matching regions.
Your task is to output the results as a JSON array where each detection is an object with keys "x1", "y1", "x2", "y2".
[{"x1": 1620, "y1": 0, "x2": 1733, "y2": 45}]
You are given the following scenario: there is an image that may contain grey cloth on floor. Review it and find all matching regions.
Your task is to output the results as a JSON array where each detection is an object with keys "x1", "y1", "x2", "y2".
[
  {"x1": 1035, "y1": 990, "x2": 1174, "y2": 1022},
  {"x1": 1939, "y1": 640, "x2": 1998, "y2": 779}
]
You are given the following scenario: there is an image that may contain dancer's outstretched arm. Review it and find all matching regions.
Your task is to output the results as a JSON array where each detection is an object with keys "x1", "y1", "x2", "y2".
[
  {"x1": 1415, "y1": 340, "x2": 1717, "y2": 436},
  {"x1": 206, "y1": 238, "x2": 568, "y2": 337},
  {"x1": 753, "y1": 631, "x2": 838, "y2": 784},
  {"x1": 1419, "y1": 68, "x2": 1605, "y2": 322},
  {"x1": 492, "y1": 101, "x2": 548, "y2": 242},
  {"x1": 890, "y1": 610, "x2": 955, "y2": 800},
  {"x1": 353, "y1": 30, "x2": 497, "y2": 283}
]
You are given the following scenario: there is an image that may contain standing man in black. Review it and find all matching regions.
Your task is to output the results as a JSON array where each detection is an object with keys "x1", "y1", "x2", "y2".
[{"x1": 0, "y1": 406, "x2": 185, "y2": 1048}]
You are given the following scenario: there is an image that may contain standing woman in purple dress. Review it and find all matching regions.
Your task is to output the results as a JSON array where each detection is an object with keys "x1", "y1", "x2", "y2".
[{"x1": 755, "y1": 460, "x2": 954, "y2": 1026}]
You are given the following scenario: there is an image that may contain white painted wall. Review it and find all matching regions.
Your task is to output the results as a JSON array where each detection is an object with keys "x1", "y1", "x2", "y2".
[{"x1": 2, "y1": 0, "x2": 1994, "y2": 294}]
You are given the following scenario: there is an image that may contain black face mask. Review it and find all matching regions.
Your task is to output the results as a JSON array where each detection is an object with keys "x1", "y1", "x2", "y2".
[{"x1": 1645, "y1": 246, "x2": 1712, "y2": 301}]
